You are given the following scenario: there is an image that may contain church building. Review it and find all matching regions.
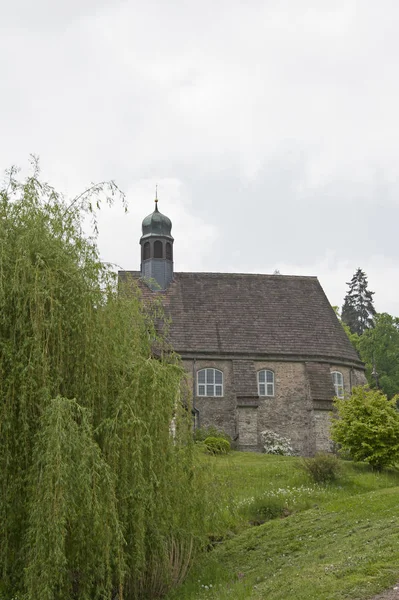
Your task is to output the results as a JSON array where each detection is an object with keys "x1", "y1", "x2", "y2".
[{"x1": 119, "y1": 199, "x2": 366, "y2": 455}]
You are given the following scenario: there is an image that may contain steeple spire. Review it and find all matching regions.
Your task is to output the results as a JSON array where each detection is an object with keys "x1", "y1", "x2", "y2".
[
  {"x1": 155, "y1": 184, "x2": 158, "y2": 212},
  {"x1": 140, "y1": 193, "x2": 174, "y2": 290}
]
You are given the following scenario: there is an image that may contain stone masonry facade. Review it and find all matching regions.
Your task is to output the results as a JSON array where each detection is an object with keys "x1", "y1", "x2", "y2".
[{"x1": 184, "y1": 358, "x2": 366, "y2": 455}]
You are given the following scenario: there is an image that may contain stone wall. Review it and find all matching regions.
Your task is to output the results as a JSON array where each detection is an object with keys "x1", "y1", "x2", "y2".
[
  {"x1": 330, "y1": 363, "x2": 367, "y2": 395},
  {"x1": 237, "y1": 405, "x2": 258, "y2": 451},
  {"x1": 255, "y1": 361, "x2": 314, "y2": 456},
  {"x1": 312, "y1": 411, "x2": 334, "y2": 453},
  {"x1": 187, "y1": 359, "x2": 237, "y2": 441},
  {"x1": 183, "y1": 358, "x2": 366, "y2": 456}
]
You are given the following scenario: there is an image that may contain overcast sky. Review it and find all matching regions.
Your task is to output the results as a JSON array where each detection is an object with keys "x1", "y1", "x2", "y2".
[{"x1": 1, "y1": 0, "x2": 399, "y2": 315}]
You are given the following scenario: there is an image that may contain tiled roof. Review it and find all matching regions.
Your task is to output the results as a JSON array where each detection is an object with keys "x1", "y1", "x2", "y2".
[
  {"x1": 306, "y1": 362, "x2": 336, "y2": 401},
  {"x1": 233, "y1": 360, "x2": 259, "y2": 397},
  {"x1": 119, "y1": 271, "x2": 363, "y2": 366}
]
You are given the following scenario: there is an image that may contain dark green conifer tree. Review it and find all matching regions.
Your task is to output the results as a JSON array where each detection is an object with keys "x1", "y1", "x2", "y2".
[{"x1": 341, "y1": 268, "x2": 376, "y2": 335}]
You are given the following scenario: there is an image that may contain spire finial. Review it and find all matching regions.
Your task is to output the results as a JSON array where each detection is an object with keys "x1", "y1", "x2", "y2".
[{"x1": 155, "y1": 184, "x2": 158, "y2": 211}]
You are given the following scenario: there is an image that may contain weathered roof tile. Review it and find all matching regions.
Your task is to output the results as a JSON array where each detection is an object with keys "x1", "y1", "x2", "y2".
[
  {"x1": 306, "y1": 362, "x2": 336, "y2": 401},
  {"x1": 233, "y1": 360, "x2": 259, "y2": 397},
  {"x1": 119, "y1": 271, "x2": 363, "y2": 365}
]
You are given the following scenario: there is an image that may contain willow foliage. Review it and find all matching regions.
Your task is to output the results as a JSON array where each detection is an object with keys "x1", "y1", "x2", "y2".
[{"x1": 0, "y1": 161, "x2": 204, "y2": 599}]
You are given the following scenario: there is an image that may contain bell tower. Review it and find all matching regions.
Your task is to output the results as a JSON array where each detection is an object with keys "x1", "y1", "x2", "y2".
[{"x1": 140, "y1": 191, "x2": 174, "y2": 290}]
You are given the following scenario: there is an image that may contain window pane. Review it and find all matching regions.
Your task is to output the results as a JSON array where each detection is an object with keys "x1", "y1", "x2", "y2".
[
  {"x1": 266, "y1": 370, "x2": 274, "y2": 383},
  {"x1": 215, "y1": 370, "x2": 223, "y2": 384},
  {"x1": 332, "y1": 371, "x2": 343, "y2": 385},
  {"x1": 259, "y1": 383, "x2": 265, "y2": 396},
  {"x1": 198, "y1": 370, "x2": 205, "y2": 384},
  {"x1": 215, "y1": 385, "x2": 222, "y2": 396},
  {"x1": 258, "y1": 371, "x2": 265, "y2": 383},
  {"x1": 198, "y1": 385, "x2": 205, "y2": 396},
  {"x1": 267, "y1": 383, "x2": 274, "y2": 396},
  {"x1": 206, "y1": 369, "x2": 214, "y2": 384},
  {"x1": 206, "y1": 385, "x2": 214, "y2": 396},
  {"x1": 332, "y1": 372, "x2": 343, "y2": 397}
]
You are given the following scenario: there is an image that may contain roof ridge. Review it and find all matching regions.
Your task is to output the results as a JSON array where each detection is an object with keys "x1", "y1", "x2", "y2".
[
  {"x1": 173, "y1": 272, "x2": 318, "y2": 280},
  {"x1": 118, "y1": 270, "x2": 319, "y2": 281}
]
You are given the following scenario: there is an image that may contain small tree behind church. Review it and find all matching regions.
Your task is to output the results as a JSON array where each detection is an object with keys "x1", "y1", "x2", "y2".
[
  {"x1": 341, "y1": 268, "x2": 376, "y2": 336},
  {"x1": 331, "y1": 387, "x2": 399, "y2": 470}
]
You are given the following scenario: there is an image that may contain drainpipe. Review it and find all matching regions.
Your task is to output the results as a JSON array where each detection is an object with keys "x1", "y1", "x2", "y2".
[{"x1": 192, "y1": 358, "x2": 199, "y2": 429}]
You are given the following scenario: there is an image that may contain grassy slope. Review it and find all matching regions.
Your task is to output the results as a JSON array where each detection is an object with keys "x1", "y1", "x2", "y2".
[{"x1": 168, "y1": 453, "x2": 399, "y2": 600}]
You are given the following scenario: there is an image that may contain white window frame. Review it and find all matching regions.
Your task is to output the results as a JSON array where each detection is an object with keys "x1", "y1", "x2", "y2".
[
  {"x1": 197, "y1": 368, "x2": 223, "y2": 397},
  {"x1": 258, "y1": 369, "x2": 275, "y2": 397},
  {"x1": 331, "y1": 371, "x2": 344, "y2": 398}
]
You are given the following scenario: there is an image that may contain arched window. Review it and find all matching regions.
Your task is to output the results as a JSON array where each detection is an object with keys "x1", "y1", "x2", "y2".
[
  {"x1": 166, "y1": 242, "x2": 172, "y2": 260},
  {"x1": 331, "y1": 371, "x2": 344, "y2": 398},
  {"x1": 143, "y1": 241, "x2": 150, "y2": 260},
  {"x1": 154, "y1": 240, "x2": 163, "y2": 258},
  {"x1": 197, "y1": 368, "x2": 223, "y2": 397},
  {"x1": 258, "y1": 370, "x2": 275, "y2": 396}
]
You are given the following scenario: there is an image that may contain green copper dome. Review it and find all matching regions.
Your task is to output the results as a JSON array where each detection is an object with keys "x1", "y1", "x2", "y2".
[{"x1": 141, "y1": 202, "x2": 173, "y2": 240}]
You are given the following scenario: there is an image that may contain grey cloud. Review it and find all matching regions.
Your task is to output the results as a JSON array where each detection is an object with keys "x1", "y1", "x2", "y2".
[
  {"x1": 1, "y1": 0, "x2": 399, "y2": 313},
  {"x1": 0, "y1": 0, "x2": 117, "y2": 30}
]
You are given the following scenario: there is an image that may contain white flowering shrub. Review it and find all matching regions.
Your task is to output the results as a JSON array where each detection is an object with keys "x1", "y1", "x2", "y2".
[
  {"x1": 260, "y1": 429, "x2": 295, "y2": 455},
  {"x1": 236, "y1": 485, "x2": 322, "y2": 510},
  {"x1": 236, "y1": 484, "x2": 341, "y2": 523}
]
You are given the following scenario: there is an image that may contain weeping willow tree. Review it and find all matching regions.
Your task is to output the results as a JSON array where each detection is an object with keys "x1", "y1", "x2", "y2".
[{"x1": 0, "y1": 160, "x2": 205, "y2": 600}]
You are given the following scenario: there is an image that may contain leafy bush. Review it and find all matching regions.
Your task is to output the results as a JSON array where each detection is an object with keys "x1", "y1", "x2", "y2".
[
  {"x1": 331, "y1": 386, "x2": 399, "y2": 470},
  {"x1": 204, "y1": 437, "x2": 231, "y2": 455},
  {"x1": 300, "y1": 452, "x2": 341, "y2": 483},
  {"x1": 194, "y1": 426, "x2": 232, "y2": 444},
  {"x1": 260, "y1": 429, "x2": 295, "y2": 455}
]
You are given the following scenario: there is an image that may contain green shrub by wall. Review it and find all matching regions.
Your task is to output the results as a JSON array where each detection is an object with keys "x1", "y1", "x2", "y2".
[{"x1": 204, "y1": 437, "x2": 231, "y2": 455}]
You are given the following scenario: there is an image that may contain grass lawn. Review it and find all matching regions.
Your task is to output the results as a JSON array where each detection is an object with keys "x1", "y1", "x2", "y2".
[{"x1": 167, "y1": 452, "x2": 399, "y2": 600}]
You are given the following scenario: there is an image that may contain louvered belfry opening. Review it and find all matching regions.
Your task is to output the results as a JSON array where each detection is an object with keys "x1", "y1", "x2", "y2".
[
  {"x1": 143, "y1": 241, "x2": 150, "y2": 261},
  {"x1": 154, "y1": 240, "x2": 163, "y2": 258}
]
